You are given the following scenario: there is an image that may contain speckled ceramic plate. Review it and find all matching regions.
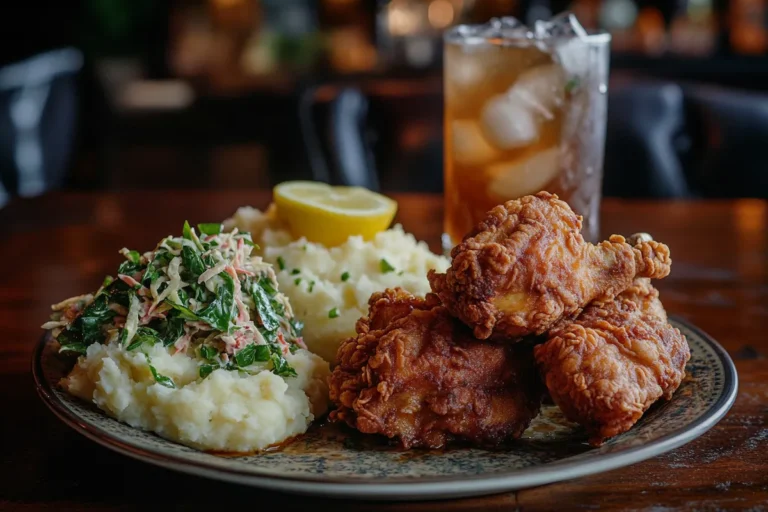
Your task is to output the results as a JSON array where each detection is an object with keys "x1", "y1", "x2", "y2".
[{"x1": 33, "y1": 317, "x2": 737, "y2": 500}]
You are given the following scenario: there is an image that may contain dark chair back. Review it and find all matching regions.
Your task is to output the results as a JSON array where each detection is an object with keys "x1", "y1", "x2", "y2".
[
  {"x1": 0, "y1": 48, "x2": 82, "y2": 207},
  {"x1": 299, "y1": 85, "x2": 379, "y2": 190}
]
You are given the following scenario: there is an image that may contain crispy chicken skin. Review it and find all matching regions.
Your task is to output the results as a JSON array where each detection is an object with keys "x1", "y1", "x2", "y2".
[
  {"x1": 534, "y1": 279, "x2": 690, "y2": 446},
  {"x1": 428, "y1": 192, "x2": 672, "y2": 340},
  {"x1": 329, "y1": 289, "x2": 542, "y2": 449}
]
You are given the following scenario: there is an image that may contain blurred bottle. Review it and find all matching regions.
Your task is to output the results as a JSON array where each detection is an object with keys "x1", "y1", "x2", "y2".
[
  {"x1": 377, "y1": 0, "x2": 468, "y2": 69},
  {"x1": 635, "y1": 1, "x2": 667, "y2": 55},
  {"x1": 728, "y1": 0, "x2": 768, "y2": 54},
  {"x1": 599, "y1": 0, "x2": 639, "y2": 52},
  {"x1": 239, "y1": 0, "x2": 323, "y2": 75},
  {"x1": 320, "y1": 0, "x2": 378, "y2": 72},
  {"x1": 669, "y1": 0, "x2": 717, "y2": 56}
]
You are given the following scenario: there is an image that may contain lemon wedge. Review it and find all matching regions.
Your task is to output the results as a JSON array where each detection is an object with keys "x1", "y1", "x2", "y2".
[{"x1": 273, "y1": 181, "x2": 398, "y2": 246}]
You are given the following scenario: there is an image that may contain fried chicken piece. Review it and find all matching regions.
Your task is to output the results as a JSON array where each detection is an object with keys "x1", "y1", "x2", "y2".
[
  {"x1": 534, "y1": 279, "x2": 690, "y2": 446},
  {"x1": 329, "y1": 289, "x2": 542, "y2": 449},
  {"x1": 429, "y1": 192, "x2": 672, "y2": 340}
]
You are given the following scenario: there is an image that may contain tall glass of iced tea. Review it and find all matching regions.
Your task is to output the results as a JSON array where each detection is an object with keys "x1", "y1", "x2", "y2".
[{"x1": 443, "y1": 14, "x2": 610, "y2": 250}]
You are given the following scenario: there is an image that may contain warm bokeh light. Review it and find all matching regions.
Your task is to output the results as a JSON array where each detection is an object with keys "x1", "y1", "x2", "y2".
[
  {"x1": 388, "y1": 2, "x2": 420, "y2": 36},
  {"x1": 428, "y1": 0, "x2": 455, "y2": 29}
]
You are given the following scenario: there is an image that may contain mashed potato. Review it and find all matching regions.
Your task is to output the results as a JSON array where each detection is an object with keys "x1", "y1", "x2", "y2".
[
  {"x1": 225, "y1": 206, "x2": 450, "y2": 363},
  {"x1": 62, "y1": 341, "x2": 329, "y2": 452}
]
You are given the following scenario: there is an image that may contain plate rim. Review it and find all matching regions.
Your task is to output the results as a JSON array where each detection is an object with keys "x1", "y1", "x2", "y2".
[{"x1": 32, "y1": 317, "x2": 738, "y2": 500}]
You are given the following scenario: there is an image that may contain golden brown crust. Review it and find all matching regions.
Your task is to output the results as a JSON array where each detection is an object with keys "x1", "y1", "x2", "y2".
[
  {"x1": 428, "y1": 192, "x2": 672, "y2": 340},
  {"x1": 534, "y1": 279, "x2": 690, "y2": 446},
  {"x1": 329, "y1": 289, "x2": 542, "y2": 449}
]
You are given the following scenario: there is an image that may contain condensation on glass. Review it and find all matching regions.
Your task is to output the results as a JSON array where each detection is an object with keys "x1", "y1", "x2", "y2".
[{"x1": 442, "y1": 14, "x2": 610, "y2": 251}]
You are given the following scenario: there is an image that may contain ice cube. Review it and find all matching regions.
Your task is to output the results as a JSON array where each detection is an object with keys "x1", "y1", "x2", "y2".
[
  {"x1": 446, "y1": 17, "x2": 529, "y2": 42},
  {"x1": 445, "y1": 49, "x2": 485, "y2": 88},
  {"x1": 555, "y1": 38, "x2": 591, "y2": 79},
  {"x1": 512, "y1": 64, "x2": 565, "y2": 120},
  {"x1": 451, "y1": 120, "x2": 500, "y2": 167},
  {"x1": 534, "y1": 12, "x2": 589, "y2": 40},
  {"x1": 480, "y1": 93, "x2": 539, "y2": 150},
  {"x1": 486, "y1": 146, "x2": 561, "y2": 199},
  {"x1": 479, "y1": 64, "x2": 564, "y2": 150}
]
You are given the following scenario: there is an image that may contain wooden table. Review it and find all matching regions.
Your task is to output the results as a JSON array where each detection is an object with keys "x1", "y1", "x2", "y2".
[{"x1": 2, "y1": 191, "x2": 766, "y2": 511}]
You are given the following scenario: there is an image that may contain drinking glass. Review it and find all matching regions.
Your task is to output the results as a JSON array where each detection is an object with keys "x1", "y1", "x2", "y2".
[{"x1": 442, "y1": 13, "x2": 611, "y2": 251}]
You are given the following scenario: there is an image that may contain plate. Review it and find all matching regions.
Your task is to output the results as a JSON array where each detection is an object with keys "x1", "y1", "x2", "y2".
[{"x1": 33, "y1": 317, "x2": 737, "y2": 500}]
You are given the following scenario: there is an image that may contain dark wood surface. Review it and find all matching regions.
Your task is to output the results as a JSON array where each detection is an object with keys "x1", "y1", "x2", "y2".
[{"x1": 1, "y1": 191, "x2": 766, "y2": 511}]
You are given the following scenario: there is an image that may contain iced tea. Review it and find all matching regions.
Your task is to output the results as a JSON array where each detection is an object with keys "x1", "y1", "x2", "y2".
[{"x1": 443, "y1": 15, "x2": 610, "y2": 248}]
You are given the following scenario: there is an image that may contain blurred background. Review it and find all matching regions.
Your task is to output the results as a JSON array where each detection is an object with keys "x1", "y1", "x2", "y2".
[{"x1": 2, "y1": 0, "x2": 768, "y2": 207}]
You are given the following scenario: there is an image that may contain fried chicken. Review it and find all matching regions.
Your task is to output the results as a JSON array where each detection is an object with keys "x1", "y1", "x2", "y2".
[
  {"x1": 429, "y1": 192, "x2": 672, "y2": 340},
  {"x1": 534, "y1": 279, "x2": 690, "y2": 446},
  {"x1": 329, "y1": 288, "x2": 542, "y2": 449}
]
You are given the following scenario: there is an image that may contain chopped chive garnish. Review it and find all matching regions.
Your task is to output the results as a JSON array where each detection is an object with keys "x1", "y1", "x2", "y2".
[
  {"x1": 308, "y1": 280, "x2": 315, "y2": 293},
  {"x1": 328, "y1": 307, "x2": 339, "y2": 319},
  {"x1": 291, "y1": 268, "x2": 301, "y2": 275},
  {"x1": 380, "y1": 258, "x2": 396, "y2": 274},
  {"x1": 565, "y1": 77, "x2": 580, "y2": 93},
  {"x1": 277, "y1": 256, "x2": 286, "y2": 270},
  {"x1": 341, "y1": 271, "x2": 350, "y2": 282},
  {"x1": 294, "y1": 277, "x2": 302, "y2": 286}
]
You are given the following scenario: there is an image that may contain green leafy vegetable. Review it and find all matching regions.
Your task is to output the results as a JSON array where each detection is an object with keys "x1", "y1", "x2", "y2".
[
  {"x1": 97, "y1": 279, "x2": 131, "y2": 313},
  {"x1": 126, "y1": 327, "x2": 161, "y2": 351},
  {"x1": 380, "y1": 258, "x2": 396, "y2": 274},
  {"x1": 249, "y1": 281, "x2": 280, "y2": 332},
  {"x1": 258, "y1": 277, "x2": 277, "y2": 296},
  {"x1": 166, "y1": 299, "x2": 199, "y2": 322},
  {"x1": 341, "y1": 271, "x2": 350, "y2": 282},
  {"x1": 125, "y1": 250, "x2": 141, "y2": 264},
  {"x1": 254, "y1": 345, "x2": 271, "y2": 361},
  {"x1": 195, "y1": 272, "x2": 236, "y2": 332},
  {"x1": 190, "y1": 283, "x2": 208, "y2": 302},
  {"x1": 59, "y1": 342, "x2": 88, "y2": 355},
  {"x1": 117, "y1": 259, "x2": 143, "y2": 276},
  {"x1": 234, "y1": 344, "x2": 271, "y2": 367},
  {"x1": 46, "y1": 220, "x2": 306, "y2": 381},
  {"x1": 154, "y1": 251, "x2": 174, "y2": 266},
  {"x1": 270, "y1": 350, "x2": 297, "y2": 377},
  {"x1": 199, "y1": 364, "x2": 217, "y2": 379},
  {"x1": 142, "y1": 264, "x2": 161, "y2": 286},
  {"x1": 71, "y1": 294, "x2": 116, "y2": 345},
  {"x1": 197, "y1": 223, "x2": 222, "y2": 236},
  {"x1": 182, "y1": 220, "x2": 193, "y2": 240},
  {"x1": 182, "y1": 246, "x2": 206, "y2": 279},
  {"x1": 149, "y1": 364, "x2": 176, "y2": 388},
  {"x1": 158, "y1": 316, "x2": 185, "y2": 347},
  {"x1": 200, "y1": 345, "x2": 218, "y2": 360}
]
